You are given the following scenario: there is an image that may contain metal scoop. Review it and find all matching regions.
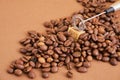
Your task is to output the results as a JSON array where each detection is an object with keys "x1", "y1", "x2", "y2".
[{"x1": 74, "y1": 0, "x2": 120, "y2": 31}]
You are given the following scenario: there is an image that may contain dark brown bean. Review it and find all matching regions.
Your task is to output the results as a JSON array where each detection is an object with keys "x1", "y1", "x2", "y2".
[
  {"x1": 7, "y1": 67, "x2": 14, "y2": 74},
  {"x1": 110, "y1": 58, "x2": 118, "y2": 66},
  {"x1": 72, "y1": 52, "x2": 81, "y2": 57},
  {"x1": 83, "y1": 62, "x2": 91, "y2": 68}
]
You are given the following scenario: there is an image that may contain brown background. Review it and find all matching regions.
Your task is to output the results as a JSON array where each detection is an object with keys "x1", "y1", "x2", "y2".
[{"x1": 0, "y1": 0, "x2": 120, "y2": 80}]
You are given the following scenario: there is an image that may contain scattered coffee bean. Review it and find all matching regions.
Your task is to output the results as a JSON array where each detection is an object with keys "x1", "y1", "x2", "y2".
[
  {"x1": 14, "y1": 69, "x2": 23, "y2": 76},
  {"x1": 51, "y1": 66, "x2": 58, "y2": 73},
  {"x1": 66, "y1": 71, "x2": 73, "y2": 78},
  {"x1": 7, "y1": 67, "x2": 14, "y2": 74},
  {"x1": 77, "y1": 67, "x2": 87, "y2": 73},
  {"x1": 42, "y1": 72, "x2": 49, "y2": 78},
  {"x1": 28, "y1": 71, "x2": 36, "y2": 79}
]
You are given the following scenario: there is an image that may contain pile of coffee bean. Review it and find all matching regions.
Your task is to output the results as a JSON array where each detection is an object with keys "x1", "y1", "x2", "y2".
[{"x1": 7, "y1": 0, "x2": 120, "y2": 79}]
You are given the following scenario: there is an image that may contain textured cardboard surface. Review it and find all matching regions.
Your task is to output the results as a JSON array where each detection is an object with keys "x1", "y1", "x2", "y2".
[{"x1": 0, "y1": 0, "x2": 120, "y2": 80}]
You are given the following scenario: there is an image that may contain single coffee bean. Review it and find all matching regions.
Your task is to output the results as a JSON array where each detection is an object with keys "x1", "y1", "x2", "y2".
[
  {"x1": 87, "y1": 56, "x2": 93, "y2": 62},
  {"x1": 15, "y1": 59, "x2": 24, "y2": 65},
  {"x1": 77, "y1": 67, "x2": 87, "y2": 73},
  {"x1": 7, "y1": 67, "x2": 14, "y2": 74},
  {"x1": 66, "y1": 71, "x2": 73, "y2": 78},
  {"x1": 14, "y1": 69, "x2": 23, "y2": 76},
  {"x1": 15, "y1": 64, "x2": 24, "y2": 70},
  {"x1": 57, "y1": 32, "x2": 66, "y2": 42},
  {"x1": 93, "y1": 49, "x2": 99, "y2": 56},
  {"x1": 41, "y1": 67, "x2": 51, "y2": 72},
  {"x1": 47, "y1": 49, "x2": 54, "y2": 55},
  {"x1": 66, "y1": 63, "x2": 72, "y2": 70},
  {"x1": 42, "y1": 72, "x2": 49, "y2": 78},
  {"x1": 47, "y1": 57, "x2": 53, "y2": 63},
  {"x1": 110, "y1": 58, "x2": 118, "y2": 66},
  {"x1": 39, "y1": 36, "x2": 45, "y2": 42},
  {"x1": 28, "y1": 71, "x2": 36, "y2": 79},
  {"x1": 75, "y1": 62, "x2": 83, "y2": 67},
  {"x1": 51, "y1": 62, "x2": 57, "y2": 67},
  {"x1": 65, "y1": 56, "x2": 70, "y2": 64},
  {"x1": 24, "y1": 66, "x2": 32, "y2": 73},
  {"x1": 102, "y1": 57, "x2": 110, "y2": 62},
  {"x1": 29, "y1": 61, "x2": 35, "y2": 67},
  {"x1": 51, "y1": 66, "x2": 58, "y2": 73},
  {"x1": 58, "y1": 62, "x2": 64, "y2": 67},
  {"x1": 38, "y1": 57, "x2": 46, "y2": 64},
  {"x1": 35, "y1": 62, "x2": 41, "y2": 68},
  {"x1": 72, "y1": 52, "x2": 81, "y2": 57},
  {"x1": 64, "y1": 40, "x2": 72, "y2": 47},
  {"x1": 83, "y1": 62, "x2": 91, "y2": 68},
  {"x1": 19, "y1": 48, "x2": 27, "y2": 54},
  {"x1": 39, "y1": 44, "x2": 48, "y2": 51},
  {"x1": 42, "y1": 63, "x2": 50, "y2": 68}
]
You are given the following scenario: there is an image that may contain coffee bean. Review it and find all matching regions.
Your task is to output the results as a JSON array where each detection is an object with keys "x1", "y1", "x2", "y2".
[
  {"x1": 24, "y1": 66, "x2": 32, "y2": 73},
  {"x1": 64, "y1": 40, "x2": 72, "y2": 47},
  {"x1": 47, "y1": 50, "x2": 54, "y2": 55},
  {"x1": 39, "y1": 44, "x2": 48, "y2": 51},
  {"x1": 39, "y1": 36, "x2": 45, "y2": 42},
  {"x1": 15, "y1": 64, "x2": 24, "y2": 70},
  {"x1": 28, "y1": 71, "x2": 36, "y2": 79},
  {"x1": 117, "y1": 56, "x2": 120, "y2": 61},
  {"x1": 87, "y1": 56, "x2": 93, "y2": 62},
  {"x1": 35, "y1": 62, "x2": 41, "y2": 68},
  {"x1": 14, "y1": 69, "x2": 23, "y2": 76},
  {"x1": 77, "y1": 67, "x2": 87, "y2": 73},
  {"x1": 42, "y1": 72, "x2": 49, "y2": 78},
  {"x1": 47, "y1": 57, "x2": 53, "y2": 63},
  {"x1": 102, "y1": 57, "x2": 110, "y2": 62},
  {"x1": 15, "y1": 59, "x2": 24, "y2": 65},
  {"x1": 58, "y1": 26, "x2": 68, "y2": 32},
  {"x1": 57, "y1": 32, "x2": 66, "y2": 42},
  {"x1": 72, "y1": 52, "x2": 81, "y2": 57},
  {"x1": 66, "y1": 63, "x2": 72, "y2": 70},
  {"x1": 54, "y1": 47, "x2": 62, "y2": 54},
  {"x1": 51, "y1": 66, "x2": 58, "y2": 73},
  {"x1": 38, "y1": 57, "x2": 46, "y2": 64},
  {"x1": 29, "y1": 61, "x2": 35, "y2": 67},
  {"x1": 83, "y1": 62, "x2": 91, "y2": 68},
  {"x1": 58, "y1": 62, "x2": 64, "y2": 67},
  {"x1": 65, "y1": 56, "x2": 70, "y2": 64},
  {"x1": 7, "y1": 67, "x2": 14, "y2": 74},
  {"x1": 75, "y1": 62, "x2": 83, "y2": 67},
  {"x1": 66, "y1": 71, "x2": 73, "y2": 78},
  {"x1": 93, "y1": 49, "x2": 99, "y2": 56},
  {"x1": 19, "y1": 48, "x2": 27, "y2": 54},
  {"x1": 110, "y1": 58, "x2": 118, "y2": 66},
  {"x1": 41, "y1": 67, "x2": 50, "y2": 72},
  {"x1": 42, "y1": 63, "x2": 50, "y2": 68}
]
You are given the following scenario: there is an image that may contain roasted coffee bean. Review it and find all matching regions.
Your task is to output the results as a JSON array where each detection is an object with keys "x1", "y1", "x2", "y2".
[
  {"x1": 66, "y1": 63, "x2": 72, "y2": 70},
  {"x1": 15, "y1": 59, "x2": 24, "y2": 65},
  {"x1": 51, "y1": 62, "x2": 57, "y2": 67},
  {"x1": 54, "y1": 47, "x2": 62, "y2": 54},
  {"x1": 47, "y1": 57, "x2": 53, "y2": 63},
  {"x1": 58, "y1": 62, "x2": 64, "y2": 67},
  {"x1": 24, "y1": 66, "x2": 32, "y2": 73},
  {"x1": 14, "y1": 69, "x2": 23, "y2": 76},
  {"x1": 83, "y1": 62, "x2": 91, "y2": 68},
  {"x1": 41, "y1": 67, "x2": 51, "y2": 72},
  {"x1": 42, "y1": 63, "x2": 50, "y2": 68},
  {"x1": 15, "y1": 64, "x2": 24, "y2": 70},
  {"x1": 28, "y1": 71, "x2": 36, "y2": 79},
  {"x1": 42, "y1": 72, "x2": 49, "y2": 78},
  {"x1": 75, "y1": 62, "x2": 83, "y2": 67},
  {"x1": 7, "y1": 67, "x2": 14, "y2": 74},
  {"x1": 45, "y1": 39, "x2": 53, "y2": 45},
  {"x1": 39, "y1": 44, "x2": 48, "y2": 51},
  {"x1": 87, "y1": 56, "x2": 93, "y2": 62},
  {"x1": 35, "y1": 62, "x2": 41, "y2": 68},
  {"x1": 51, "y1": 66, "x2": 58, "y2": 73},
  {"x1": 77, "y1": 67, "x2": 87, "y2": 73},
  {"x1": 110, "y1": 58, "x2": 118, "y2": 66},
  {"x1": 102, "y1": 57, "x2": 110, "y2": 62},
  {"x1": 65, "y1": 56, "x2": 70, "y2": 64},
  {"x1": 93, "y1": 49, "x2": 99, "y2": 56},
  {"x1": 52, "y1": 53, "x2": 59, "y2": 59},
  {"x1": 72, "y1": 52, "x2": 81, "y2": 57},
  {"x1": 117, "y1": 56, "x2": 120, "y2": 61},
  {"x1": 19, "y1": 48, "x2": 27, "y2": 54},
  {"x1": 57, "y1": 32, "x2": 66, "y2": 42},
  {"x1": 38, "y1": 57, "x2": 46, "y2": 64},
  {"x1": 64, "y1": 40, "x2": 72, "y2": 47},
  {"x1": 66, "y1": 71, "x2": 73, "y2": 78},
  {"x1": 58, "y1": 26, "x2": 68, "y2": 32},
  {"x1": 29, "y1": 61, "x2": 35, "y2": 67},
  {"x1": 47, "y1": 49, "x2": 54, "y2": 55}
]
